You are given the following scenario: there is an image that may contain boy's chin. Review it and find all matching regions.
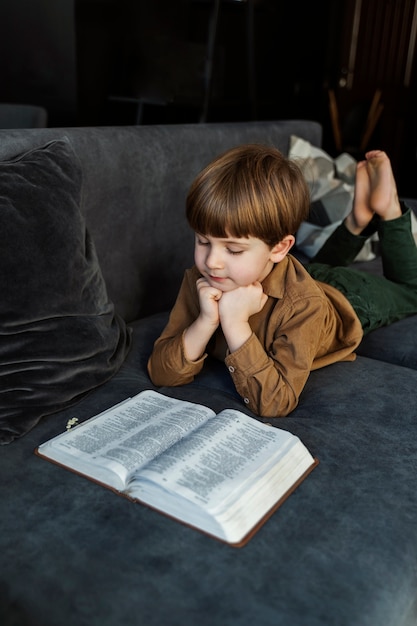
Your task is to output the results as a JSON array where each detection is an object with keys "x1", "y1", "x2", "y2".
[{"x1": 210, "y1": 281, "x2": 245, "y2": 293}]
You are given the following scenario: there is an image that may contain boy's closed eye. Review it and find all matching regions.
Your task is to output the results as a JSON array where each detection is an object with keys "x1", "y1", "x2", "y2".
[{"x1": 196, "y1": 235, "x2": 245, "y2": 255}]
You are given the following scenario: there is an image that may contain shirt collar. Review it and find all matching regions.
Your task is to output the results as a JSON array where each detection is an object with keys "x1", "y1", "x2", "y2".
[{"x1": 261, "y1": 256, "x2": 290, "y2": 299}]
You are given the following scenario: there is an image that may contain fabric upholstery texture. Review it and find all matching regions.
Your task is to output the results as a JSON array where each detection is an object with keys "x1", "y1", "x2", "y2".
[
  {"x1": 0, "y1": 121, "x2": 323, "y2": 322},
  {"x1": 1, "y1": 121, "x2": 417, "y2": 626},
  {"x1": 2, "y1": 318, "x2": 417, "y2": 626},
  {"x1": 0, "y1": 138, "x2": 130, "y2": 444}
]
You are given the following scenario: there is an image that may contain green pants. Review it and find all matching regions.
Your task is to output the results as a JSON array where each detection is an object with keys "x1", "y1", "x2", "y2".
[{"x1": 306, "y1": 205, "x2": 417, "y2": 334}]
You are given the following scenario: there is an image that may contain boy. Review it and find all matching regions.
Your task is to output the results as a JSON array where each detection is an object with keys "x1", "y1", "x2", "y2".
[{"x1": 147, "y1": 145, "x2": 417, "y2": 417}]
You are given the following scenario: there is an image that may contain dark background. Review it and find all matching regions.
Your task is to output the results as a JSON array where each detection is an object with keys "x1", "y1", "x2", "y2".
[{"x1": 1, "y1": 0, "x2": 416, "y2": 195}]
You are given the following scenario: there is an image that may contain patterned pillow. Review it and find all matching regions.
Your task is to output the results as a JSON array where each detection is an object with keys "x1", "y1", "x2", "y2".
[
  {"x1": 289, "y1": 135, "x2": 375, "y2": 261},
  {"x1": 0, "y1": 138, "x2": 131, "y2": 444}
]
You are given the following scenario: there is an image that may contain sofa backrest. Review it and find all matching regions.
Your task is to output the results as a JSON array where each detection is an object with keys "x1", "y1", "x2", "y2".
[{"x1": 0, "y1": 120, "x2": 322, "y2": 321}]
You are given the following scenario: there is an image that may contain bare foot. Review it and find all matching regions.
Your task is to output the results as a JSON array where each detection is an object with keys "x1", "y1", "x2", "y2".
[
  {"x1": 345, "y1": 150, "x2": 402, "y2": 235},
  {"x1": 364, "y1": 150, "x2": 401, "y2": 221},
  {"x1": 345, "y1": 159, "x2": 374, "y2": 235}
]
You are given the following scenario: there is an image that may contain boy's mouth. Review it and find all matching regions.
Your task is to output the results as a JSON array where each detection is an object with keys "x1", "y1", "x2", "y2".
[
  {"x1": 206, "y1": 274, "x2": 240, "y2": 292},
  {"x1": 207, "y1": 274, "x2": 231, "y2": 287},
  {"x1": 204, "y1": 273, "x2": 228, "y2": 288}
]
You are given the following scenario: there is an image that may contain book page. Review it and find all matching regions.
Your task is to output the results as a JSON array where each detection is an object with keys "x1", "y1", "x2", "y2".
[
  {"x1": 37, "y1": 391, "x2": 215, "y2": 489},
  {"x1": 127, "y1": 408, "x2": 300, "y2": 510}
]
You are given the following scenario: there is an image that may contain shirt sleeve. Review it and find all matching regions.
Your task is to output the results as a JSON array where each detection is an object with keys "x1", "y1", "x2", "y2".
[
  {"x1": 147, "y1": 268, "x2": 207, "y2": 386},
  {"x1": 224, "y1": 292, "x2": 341, "y2": 418}
]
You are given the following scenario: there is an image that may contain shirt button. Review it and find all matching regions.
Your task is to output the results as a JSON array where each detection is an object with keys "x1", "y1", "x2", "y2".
[
  {"x1": 228, "y1": 366, "x2": 235, "y2": 373},
  {"x1": 243, "y1": 398, "x2": 250, "y2": 404}
]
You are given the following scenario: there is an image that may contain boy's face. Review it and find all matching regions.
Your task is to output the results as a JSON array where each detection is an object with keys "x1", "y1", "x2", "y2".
[{"x1": 194, "y1": 233, "x2": 278, "y2": 292}]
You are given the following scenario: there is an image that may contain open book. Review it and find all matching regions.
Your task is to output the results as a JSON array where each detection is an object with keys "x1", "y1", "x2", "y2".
[{"x1": 36, "y1": 390, "x2": 318, "y2": 546}]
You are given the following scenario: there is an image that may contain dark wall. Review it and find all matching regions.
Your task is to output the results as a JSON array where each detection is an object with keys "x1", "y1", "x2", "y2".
[
  {"x1": 75, "y1": 0, "x2": 336, "y2": 127},
  {"x1": 0, "y1": 0, "x2": 77, "y2": 127},
  {"x1": 0, "y1": 0, "x2": 338, "y2": 129},
  {"x1": 0, "y1": 0, "x2": 415, "y2": 194}
]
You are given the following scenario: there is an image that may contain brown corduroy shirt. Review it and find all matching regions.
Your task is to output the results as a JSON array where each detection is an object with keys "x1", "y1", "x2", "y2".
[{"x1": 147, "y1": 255, "x2": 363, "y2": 418}]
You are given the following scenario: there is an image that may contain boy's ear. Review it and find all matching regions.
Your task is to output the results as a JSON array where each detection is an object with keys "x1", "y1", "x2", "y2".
[{"x1": 269, "y1": 235, "x2": 295, "y2": 262}]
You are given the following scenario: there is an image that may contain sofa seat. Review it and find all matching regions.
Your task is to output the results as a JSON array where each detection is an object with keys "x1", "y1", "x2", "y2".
[{"x1": 1, "y1": 121, "x2": 417, "y2": 626}]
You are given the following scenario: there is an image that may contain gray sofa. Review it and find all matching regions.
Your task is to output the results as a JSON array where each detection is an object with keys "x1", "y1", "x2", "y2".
[{"x1": 1, "y1": 120, "x2": 417, "y2": 626}]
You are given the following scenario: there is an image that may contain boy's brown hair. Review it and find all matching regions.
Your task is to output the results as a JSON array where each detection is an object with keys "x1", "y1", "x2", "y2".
[{"x1": 186, "y1": 144, "x2": 310, "y2": 248}]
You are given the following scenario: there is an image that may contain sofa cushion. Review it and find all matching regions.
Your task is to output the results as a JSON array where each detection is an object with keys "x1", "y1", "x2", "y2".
[
  {"x1": 357, "y1": 314, "x2": 417, "y2": 370},
  {"x1": 3, "y1": 314, "x2": 417, "y2": 626},
  {"x1": 0, "y1": 138, "x2": 131, "y2": 444}
]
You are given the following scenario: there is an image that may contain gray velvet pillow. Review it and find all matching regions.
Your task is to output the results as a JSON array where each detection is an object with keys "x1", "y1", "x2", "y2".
[{"x1": 0, "y1": 138, "x2": 131, "y2": 444}]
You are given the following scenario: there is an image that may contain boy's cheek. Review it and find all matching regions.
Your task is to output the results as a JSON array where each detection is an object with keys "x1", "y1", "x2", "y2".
[{"x1": 194, "y1": 248, "x2": 202, "y2": 266}]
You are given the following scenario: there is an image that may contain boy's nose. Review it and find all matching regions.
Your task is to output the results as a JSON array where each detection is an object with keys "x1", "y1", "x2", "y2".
[{"x1": 205, "y1": 248, "x2": 223, "y2": 269}]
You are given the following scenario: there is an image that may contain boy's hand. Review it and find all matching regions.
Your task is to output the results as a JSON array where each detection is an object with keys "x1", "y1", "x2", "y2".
[
  {"x1": 183, "y1": 277, "x2": 221, "y2": 362},
  {"x1": 196, "y1": 277, "x2": 222, "y2": 326},
  {"x1": 219, "y1": 282, "x2": 267, "y2": 353},
  {"x1": 219, "y1": 282, "x2": 267, "y2": 323}
]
